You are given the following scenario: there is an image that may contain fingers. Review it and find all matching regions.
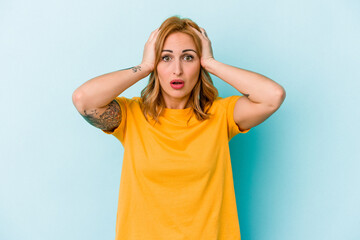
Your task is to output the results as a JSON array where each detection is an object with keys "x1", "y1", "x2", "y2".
[
  {"x1": 190, "y1": 26, "x2": 208, "y2": 39},
  {"x1": 199, "y1": 27, "x2": 208, "y2": 38},
  {"x1": 148, "y1": 28, "x2": 160, "y2": 42}
]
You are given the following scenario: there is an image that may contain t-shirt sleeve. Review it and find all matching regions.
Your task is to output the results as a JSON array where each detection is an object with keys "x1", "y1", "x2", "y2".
[
  {"x1": 225, "y1": 95, "x2": 251, "y2": 140},
  {"x1": 101, "y1": 96, "x2": 127, "y2": 143}
]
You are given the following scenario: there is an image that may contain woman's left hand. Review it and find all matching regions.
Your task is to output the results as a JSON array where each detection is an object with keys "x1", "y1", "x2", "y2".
[{"x1": 190, "y1": 26, "x2": 215, "y2": 71}]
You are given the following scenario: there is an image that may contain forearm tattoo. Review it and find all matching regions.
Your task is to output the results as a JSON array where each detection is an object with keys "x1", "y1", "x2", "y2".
[
  {"x1": 119, "y1": 65, "x2": 142, "y2": 73},
  {"x1": 81, "y1": 100, "x2": 121, "y2": 131}
]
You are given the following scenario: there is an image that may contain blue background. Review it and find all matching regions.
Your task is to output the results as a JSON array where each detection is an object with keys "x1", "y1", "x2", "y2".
[{"x1": 1, "y1": 0, "x2": 359, "y2": 239}]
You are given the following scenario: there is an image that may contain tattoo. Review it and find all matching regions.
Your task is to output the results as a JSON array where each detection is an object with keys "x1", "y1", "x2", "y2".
[
  {"x1": 119, "y1": 65, "x2": 142, "y2": 73},
  {"x1": 131, "y1": 66, "x2": 141, "y2": 73},
  {"x1": 81, "y1": 100, "x2": 121, "y2": 131}
]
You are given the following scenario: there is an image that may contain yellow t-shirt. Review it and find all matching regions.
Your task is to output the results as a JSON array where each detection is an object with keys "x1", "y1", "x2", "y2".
[{"x1": 102, "y1": 95, "x2": 250, "y2": 240}]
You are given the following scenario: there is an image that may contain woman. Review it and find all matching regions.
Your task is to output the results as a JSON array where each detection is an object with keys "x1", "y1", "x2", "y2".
[{"x1": 72, "y1": 16, "x2": 285, "y2": 240}]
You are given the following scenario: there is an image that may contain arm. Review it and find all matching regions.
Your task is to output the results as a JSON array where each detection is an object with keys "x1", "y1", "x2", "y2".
[
  {"x1": 72, "y1": 64, "x2": 152, "y2": 112},
  {"x1": 191, "y1": 26, "x2": 286, "y2": 131},
  {"x1": 72, "y1": 64, "x2": 152, "y2": 130},
  {"x1": 72, "y1": 28, "x2": 160, "y2": 130},
  {"x1": 79, "y1": 99, "x2": 122, "y2": 131},
  {"x1": 204, "y1": 59, "x2": 285, "y2": 107},
  {"x1": 205, "y1": 59, "x2": 286, "y2": 131}
]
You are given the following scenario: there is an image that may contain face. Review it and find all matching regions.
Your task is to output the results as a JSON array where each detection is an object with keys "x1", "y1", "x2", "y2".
[{"x1": 156, "y1": 32, "x2": 201, "y2": 107}]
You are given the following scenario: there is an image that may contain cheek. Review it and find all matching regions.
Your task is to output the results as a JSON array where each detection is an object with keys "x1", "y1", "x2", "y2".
[
  {"x1": 188, "y1": 65, "x2": 201, "y2": 79},
  {"x1": 157, "y1": 63, "x2": 170, "y2": 76},
  {"x1": 156, "y1": 66, "x2": 168, "y2": 89},
  {"x1": 156, "y1": 66, "x2": 164, "y2": 81}
]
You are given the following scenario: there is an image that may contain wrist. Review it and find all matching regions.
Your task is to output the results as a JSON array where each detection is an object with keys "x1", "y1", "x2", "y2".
[
  {"x1": 140, "y1": 62, "x2": 154, "y2": 74},
  {"x1": 202, "y1": 58, "x2": 217, "y2": 74}
]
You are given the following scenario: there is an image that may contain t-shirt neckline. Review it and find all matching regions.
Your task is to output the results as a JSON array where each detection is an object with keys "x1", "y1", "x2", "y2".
[{"x1": 162, "y1": 107, "x2": 193, "y2": 119}]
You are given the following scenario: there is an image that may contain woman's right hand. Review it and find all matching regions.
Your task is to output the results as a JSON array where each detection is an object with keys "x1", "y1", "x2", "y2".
[{"x1": 141, "y1": 28, "x2": 160, "y2": 72}]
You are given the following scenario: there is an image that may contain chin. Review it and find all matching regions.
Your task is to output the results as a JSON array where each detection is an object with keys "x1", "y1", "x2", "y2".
[{"x1": 163, "y1": 88, "x2": 191, "y2": 98}]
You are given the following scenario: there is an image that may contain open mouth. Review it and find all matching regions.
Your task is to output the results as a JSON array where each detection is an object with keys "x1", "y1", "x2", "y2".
[
  {"x1": 171, "y1": 80, "x2": 184, "y2": 84},
  {"x1": 170, "y1": 80, "x2": 185, "y2": 89}
]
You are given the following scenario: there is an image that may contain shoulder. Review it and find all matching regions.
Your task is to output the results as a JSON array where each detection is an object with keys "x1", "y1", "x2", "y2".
[
  {"x1": 113, "y1": 96, "x2": 142, "y2": 106},
  {"x1": 211, "y1": 96, "x2": 242, "y2": 110}
]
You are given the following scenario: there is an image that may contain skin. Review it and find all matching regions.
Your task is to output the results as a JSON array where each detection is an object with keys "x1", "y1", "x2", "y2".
[
  {"x1": 79, "y1": 31, "x2": 201, "y2": 130},
  {"x1": 77, "y1": 26, "x2": 285, "y2": 132},
  {"x1": 156, "y1": 32, "x2": 201, "y2": 109},
  {"x1": 81, "y1": 100, "x2": 121, "y2": 131}
]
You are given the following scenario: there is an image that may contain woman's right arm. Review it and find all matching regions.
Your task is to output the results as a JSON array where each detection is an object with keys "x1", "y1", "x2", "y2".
[
  {"x1": 72, "y1": 28, "x2": 159, "y2": 131},
  {"x1": 72, "y1": 64, "x2": 152, "y2": 131}
]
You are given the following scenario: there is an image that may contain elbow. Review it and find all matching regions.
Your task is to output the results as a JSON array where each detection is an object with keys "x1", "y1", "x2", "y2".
[
  {"x1": 72, "y1": 90, "x2": 81, "y2": 106},
  {"x1": 72, "y1": 90, "x2": 85, "y2": 113},
  {"x1": 277, "y1": 86, "x2": 286, "y2": 102},
  {"x1": 271, "y1": 86, "x2": 286, "y2": 109}
]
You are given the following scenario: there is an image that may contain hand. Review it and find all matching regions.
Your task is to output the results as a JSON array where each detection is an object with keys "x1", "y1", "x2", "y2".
[
  {"x1": 141, "y1": 28, "x2": 160, "y2": 72},
  {"x1": 190, "y1": 26, "x2": 215, "y2": 71}
]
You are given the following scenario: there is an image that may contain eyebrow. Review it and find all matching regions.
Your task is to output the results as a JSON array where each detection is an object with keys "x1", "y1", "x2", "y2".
[{"x1": 161, "y1": 49, "x2": 197, "y2": 53}]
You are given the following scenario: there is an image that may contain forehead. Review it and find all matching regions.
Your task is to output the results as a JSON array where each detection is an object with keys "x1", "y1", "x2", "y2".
[{"x1": 162, "y1": 32, "x2": 196, "y2": 50}]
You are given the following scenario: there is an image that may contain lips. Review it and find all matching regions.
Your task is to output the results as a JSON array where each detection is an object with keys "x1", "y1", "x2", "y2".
[
  {"x1": 170, "y1": 79, "x2": 185, "y2": 89},
  {"x1": 170, "y1": 79, "x2": 184, "y2": 84}
]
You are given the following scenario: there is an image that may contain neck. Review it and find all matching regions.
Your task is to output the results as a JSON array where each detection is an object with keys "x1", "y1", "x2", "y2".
[{"x1": 163, "y1": 96, "x2": 191, "y2": 109}]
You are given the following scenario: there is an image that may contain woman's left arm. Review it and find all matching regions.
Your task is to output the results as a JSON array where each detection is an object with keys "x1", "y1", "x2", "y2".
[
  {"x1": 192, "y1": 26, "x2": 286, "y2": 131},
  {"x1": 205, "y1": 59, "x2": 286, "y2": 131}
]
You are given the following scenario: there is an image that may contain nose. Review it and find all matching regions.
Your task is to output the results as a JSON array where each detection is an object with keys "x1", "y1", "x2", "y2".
[{"x1": 173, "y1": 59, "x2": 183, "y2": 75}]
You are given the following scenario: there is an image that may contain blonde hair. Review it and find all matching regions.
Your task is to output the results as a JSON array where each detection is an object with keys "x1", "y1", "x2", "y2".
[{"x1": 141, "y1": 15, "x2": 218, "y2": 125}]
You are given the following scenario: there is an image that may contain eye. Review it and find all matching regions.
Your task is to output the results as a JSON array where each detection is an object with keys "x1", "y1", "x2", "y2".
[
  {"x1": 161, "y1": 54, "x2": 194, "y2": 62},
  {"x1": 184, "y1": 55, "x2": 194, "y2": 61},
  {"x1": 161, "y1": 55, "x2": 171, "y2": 62}
]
